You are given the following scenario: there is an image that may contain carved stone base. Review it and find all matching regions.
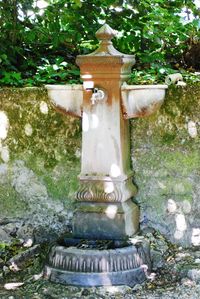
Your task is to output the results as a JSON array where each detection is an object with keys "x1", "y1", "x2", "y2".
[
  {"x1": 45, "y1": 242, "x2": 151, "y2": 287},
  {"x1": 72, "y1": 199, "x2": 139, "y2": 240},
  {"x1": 77, "y1": 175, "x2": 137, "y2": 203}
]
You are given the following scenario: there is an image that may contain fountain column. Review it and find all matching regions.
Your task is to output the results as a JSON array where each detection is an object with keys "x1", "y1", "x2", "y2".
[{"x1": 74, "y1": 24, "x2": 139, "y2": 240}]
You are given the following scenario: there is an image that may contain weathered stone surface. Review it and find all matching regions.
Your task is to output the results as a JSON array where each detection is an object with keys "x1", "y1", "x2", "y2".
[
  {"x1": 8, "y1": 244, "x2": 41, "y2": 267},
  {"x1": 0, "y1": 227, "x2": 11, "y2": 243},
  {"x1": 11, "y1": 160, "x2": 48, "y2": 203},
  {"x1": 0, "y1": 164, "x2": 8, "y2": 184},
  {"x1": 188, "y1": 269, "x2": 200, "y2": 282},
  {"x1": 16, "y1": 223, "x2": 34, "y2": 240},
  {"x1": 2, "y1": 220, "x2": 22, "y2": 236},
  {"x1": 151, "y1": 250, "x2": 165, "y2": 270},
  {"x1": 132, "y1": 84, "x2": 200, "y2": 247}
]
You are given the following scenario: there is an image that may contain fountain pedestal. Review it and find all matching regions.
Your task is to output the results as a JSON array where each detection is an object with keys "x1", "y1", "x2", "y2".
[
  {"x1": 74, "y1": 24, "x2": 139, "y2": 241},
  {"x1": 45, "y1": 24, "x2": 167, "y2": 287}
]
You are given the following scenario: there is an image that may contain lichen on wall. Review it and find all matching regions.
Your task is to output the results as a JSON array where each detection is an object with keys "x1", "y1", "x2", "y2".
[
  {"x1": 0, "y1": 85, "x2": 199, "y2": 247},
  {"x1": 0, "y1": 87, "x2": 81, "y2": 240},
  {"x1": 131, "y1": 84, "x2": 200, "y2": 247}
]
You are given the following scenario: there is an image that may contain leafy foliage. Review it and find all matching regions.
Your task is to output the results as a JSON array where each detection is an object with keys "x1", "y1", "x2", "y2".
[
  {"x1": 0, "y1": 0, "x2": 199, "y2": 86},
  {"x1": 0, "y1": 239, "x2": 24, "y2": 263}
]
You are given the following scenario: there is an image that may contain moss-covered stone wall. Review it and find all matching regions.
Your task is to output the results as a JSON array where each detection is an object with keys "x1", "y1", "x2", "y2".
[
  {"x1": 0, "y1": 85, "x2": 199, "y2": 246},
  {"x1": 0, "y1": 87, "x2": 81, "y2": 242},
  {"x1": 131, "y1": 84, "x2": 200, "y2": 246}
]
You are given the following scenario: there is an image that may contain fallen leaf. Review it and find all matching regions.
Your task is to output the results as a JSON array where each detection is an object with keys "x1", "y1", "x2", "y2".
[
  {"x1": 23, "y1": 238, "x2": 33, "y2": 248},
  {"x1": 33, "y1": 272, "x2": 43, "y2": 281},
  {"x1": 4, "y1": 282, "x2": 24, "y2": 290}
]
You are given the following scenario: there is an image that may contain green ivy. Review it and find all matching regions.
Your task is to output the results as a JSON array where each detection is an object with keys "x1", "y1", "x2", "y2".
[{"x1": 0, "y1": 0, "x2": 199, "y2": 87}]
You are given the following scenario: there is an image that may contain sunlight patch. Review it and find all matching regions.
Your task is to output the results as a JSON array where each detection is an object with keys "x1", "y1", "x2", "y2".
[
  {"x1": 0, "y1": 111, "x2": 9, "y2": 140},
  {"x1": 110, "y1": 164, "x2": 121, "y2": 177},
  {"x1": 104, "y1": 181, "x2": 114, "y2": 193},
  {"x1": 24, "y1": 123, "x2": 33, "y2": 136},
  {"x1": 105, "y1": 205, "x2": 118, "y2": 219},
  {"x1": 40, "y1": 101, "x2": 48, "y2": 114},
  {"x1": 82, "y1": 112, "x2": 89, "y2": 132},
  {"x1": 187, "y1": 121, "x2": 197, "y2": 138},
  {"x1": 36, "y1": 0, "x2": 48, "y2": 9},
  {"x1": 167, "y1": 199, "x2": 177, "y2": 213},
  {"x1": 175, "y1": 213, "x2": 187, "y2": 232},
  {"x1": 0, "y1": 146, "x2": 10, "y2": 163},
  {"x1": 91, "y1": 114, "x2": 99, "y2": 129},
  {"x1": 192, "y1": 228, "x2": 200, "y2": 246}
]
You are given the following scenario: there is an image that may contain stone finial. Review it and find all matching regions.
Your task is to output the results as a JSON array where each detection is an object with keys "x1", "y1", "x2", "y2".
[
  {"x1": 76, "y1": 23, "x2": 135, "y2": 68},
  {"x1": 95, "y1": 24, "x2": 117, "y2": 41}
]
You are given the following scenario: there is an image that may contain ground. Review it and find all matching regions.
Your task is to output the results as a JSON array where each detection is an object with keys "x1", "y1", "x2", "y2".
[{"x1": 1, "y1": 230, "x2": 200, "y2": 299}]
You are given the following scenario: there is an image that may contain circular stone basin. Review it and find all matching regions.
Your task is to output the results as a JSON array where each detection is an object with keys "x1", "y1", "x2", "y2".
[{"x1": 45, "y1": 242, "x2": 151, "y2": 287}]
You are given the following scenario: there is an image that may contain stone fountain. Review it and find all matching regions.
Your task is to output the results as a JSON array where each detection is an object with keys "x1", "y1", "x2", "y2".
[{"x1": 45, "y1": 24, "x2": 167, "y2": 287}]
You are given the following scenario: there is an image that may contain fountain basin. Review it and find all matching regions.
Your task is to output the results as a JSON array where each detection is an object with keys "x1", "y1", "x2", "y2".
[
  {"x1": 121, "y1": 84, "x2": 168, "y2": 119},
  {"x1": 45, "y1": 84, "x2": 83, "y2": 118},
  {"x1": 45, "y1": 242, "x2": 150, "y2": 287}
]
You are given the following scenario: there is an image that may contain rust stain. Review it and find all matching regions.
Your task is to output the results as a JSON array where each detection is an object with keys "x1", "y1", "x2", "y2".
[{"x1": 51, "y1": 103, "x2": 82, "y2": 119}]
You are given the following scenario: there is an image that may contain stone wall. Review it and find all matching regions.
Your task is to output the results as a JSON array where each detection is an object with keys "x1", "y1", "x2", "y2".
[
  {"x1": 132, "y1": 84, "x2": 200, "y2": 247},
  {"x1": 0, "y1": 85, "x2": 199, "y2": 246},
  {"x1": 0, "y1": 87, "x2": 81, "y2": 243}
]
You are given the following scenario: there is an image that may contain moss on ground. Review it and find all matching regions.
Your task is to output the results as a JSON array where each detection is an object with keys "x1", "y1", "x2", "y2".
[{"x1": 0, "y1": 184, "x2": 28, "y2": 217}]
